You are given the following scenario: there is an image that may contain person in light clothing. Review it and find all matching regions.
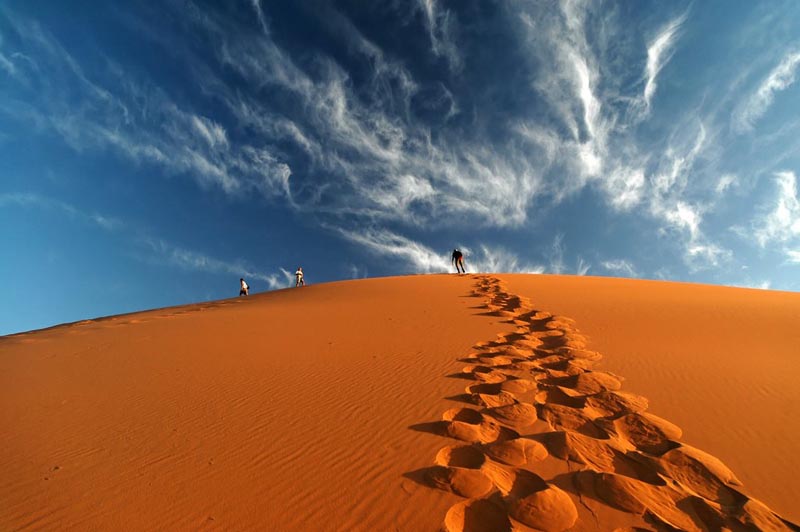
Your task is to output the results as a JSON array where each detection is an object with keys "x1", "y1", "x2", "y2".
[
  {"x1": 295, "y1": 267, "x2": 305, "y2": 287},
  {"x1": 239, "y1": 278, "x2": 249, "y2": 296}
]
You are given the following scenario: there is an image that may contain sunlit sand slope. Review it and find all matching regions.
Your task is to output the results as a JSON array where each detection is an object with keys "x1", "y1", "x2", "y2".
[
  {"x1": 1, "y1": 273, "x2": 797, "y2": 530},
  {"x1": 416, "y1": 275, "x2": 798, "y2": 531},
  {"x1": 1, "y1": 276, "x2": 507, "y2": 530},
  {"x1": 502, "y1": 273, "x2": 800, "y2": 525}
]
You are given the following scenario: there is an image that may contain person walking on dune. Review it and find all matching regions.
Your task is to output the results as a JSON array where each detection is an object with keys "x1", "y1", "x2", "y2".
[
  {"x1": 295, "y1": 267, "x2": 305, "y2": 287},
  {"x1": 452, "y1": 249, "x2": 466, "y2": 274},
  {"x1": 239, "y1": 278, "x2": 249, "y2": 296}
]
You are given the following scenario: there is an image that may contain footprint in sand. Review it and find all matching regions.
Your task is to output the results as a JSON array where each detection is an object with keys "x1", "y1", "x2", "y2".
[
  {"x1": 482, "y1": 438, "x2": 548, "y2": 466},
  {"x1": 424, "y1": 445, "x2": 494, "y2": 498},
  {"x1": 653, "y1": 444, "x2": 744, "y2": 505},
  {"x1": 483, "y1": 467, "x2": 578, "y2": 531},
  {"x1": 538, "y1": 403, "x2": 609, "y2": 439},
  {"x1": 409, "y1": 274, "x2": 795, "y2": 532},
  {"x1": 425, "y1": 465, "x2": 494, "y2": 499},
  {"x1": 600, "y1": 411, "x2": 682, "y2": 455},
  {"x1": 484, "y1": 402, "x2": 538, "y2": 429},
  {"x1": 461, "y1": 365, "x2": 508, "y2": 383},
  {"x1": 441, "y1": 407, "x2": 519, "y2": 444},
  {"x1": 444, "y1": 498, "x2": 512, "y2": 532},
  {"x1": 543, "y1": 370, "x2": 623, "y2": 396},
  {"x1": 470, "y1": 391, "x2": 517, "y2": 408},
  {"x1": 584, "y1": 390, "x2": 649, "y2": 419}
]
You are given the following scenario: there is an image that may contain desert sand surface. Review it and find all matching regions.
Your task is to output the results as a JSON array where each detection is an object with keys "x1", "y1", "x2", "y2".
[
  {"x1": 1, "y1": 274, "x2": 798, "y2": 531},
  {"x1": 502, "y1": 273, "x2": 800, "y2": 525}
]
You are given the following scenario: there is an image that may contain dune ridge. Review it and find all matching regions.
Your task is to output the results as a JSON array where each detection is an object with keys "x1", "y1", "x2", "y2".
[{"x1": 415, "y1": 275, "x2": 797, "y2": 531}]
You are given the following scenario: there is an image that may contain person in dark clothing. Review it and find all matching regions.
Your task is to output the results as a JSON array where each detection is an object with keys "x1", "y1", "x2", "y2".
[{"x1": 451, "y1": 249, "x2": 465, "y2": 274}]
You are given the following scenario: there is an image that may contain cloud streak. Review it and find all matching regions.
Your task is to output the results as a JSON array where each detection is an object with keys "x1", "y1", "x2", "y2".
[
  {"x1": 138, "y1": 237, "x2": 293, "y2": 289},
  {"x1": 0, "y1": 191, "x2": 293, "y2": 290},
  {"x1": 601, "y1": 259, "x2": 638, "y2": 277},
  {"x1": 734, "y1": 49, "x2": 800, "y2": 132},
  {"x1": 0, "y1": 192, "x2": 124, "y2": 230},
  {"x1": 415, "y1": 0, "x2": 462, "y2": 71},
  {"x1": 336, "y1": 227, "x2": 546, "y2": 274},
  {"x1": 754, "y1": 171, "x2": 800, "y2": 249},
  {"x1": 0, "y1": 11, "x2": 292, "y2": 201},
  {"x1": 642, "y1": 12, "x2": 687, "y2": 114}
]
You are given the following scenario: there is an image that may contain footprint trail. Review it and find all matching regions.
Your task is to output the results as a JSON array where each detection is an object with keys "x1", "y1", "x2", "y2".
[{"x1": 412, "y1": 275, "x2": 797, "y2": 532}]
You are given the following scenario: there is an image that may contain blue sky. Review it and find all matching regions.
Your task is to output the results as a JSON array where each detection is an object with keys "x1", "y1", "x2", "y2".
[{"x1": 2, "y1": 1, "x2": 800, "y2": 335}]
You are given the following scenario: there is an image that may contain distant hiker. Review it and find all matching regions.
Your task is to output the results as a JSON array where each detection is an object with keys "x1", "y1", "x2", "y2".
[
  {"x1": 240, "y1": 278, "x2": 249, "y2": 296},
  {"x1": 295, "y1": 267, "x2": 305, "y2": 287},
  {"x1": 452, "y1": 249, "x2": 465, "y2": 274}
]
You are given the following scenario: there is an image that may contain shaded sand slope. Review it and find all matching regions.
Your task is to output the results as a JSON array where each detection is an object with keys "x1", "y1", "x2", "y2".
[
  {"x1": 501, "y1": 274, "x2": 800, "y2": 524},
  {"x1": 1, "y1": 276, "x2": 510, "y2": 531}
]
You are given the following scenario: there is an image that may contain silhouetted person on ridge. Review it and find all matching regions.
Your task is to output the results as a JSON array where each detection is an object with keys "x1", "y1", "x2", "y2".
[
  {"x1": 295, "y1": 267, "x2": 305, "y2": 287},
  {"x1": 452, "y1": 249, "x2": 465, "y2": 274},
  {"x1": 240, "y1": 278, "x2": 249, "y2": 296}
]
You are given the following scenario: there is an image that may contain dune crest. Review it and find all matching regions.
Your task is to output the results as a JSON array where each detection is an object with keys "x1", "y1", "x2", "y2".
[{"x1": 415, "y1": 275, "x2": 796, "y2": 531}]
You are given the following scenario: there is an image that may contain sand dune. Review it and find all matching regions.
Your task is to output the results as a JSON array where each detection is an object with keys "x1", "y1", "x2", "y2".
[
  {"x1": 502, "y1": 273, "x2": 800, "y2": 525},
  {"x1": 1, "y1": 274, "x2": 798, "y2": 530}
]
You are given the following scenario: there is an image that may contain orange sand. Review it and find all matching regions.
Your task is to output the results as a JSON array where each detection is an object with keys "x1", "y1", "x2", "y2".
[
  {"x1": 1, "y1": 274, "x2": 798, "y2": 530},
  {"x1": 502, "y1": 274, "x2": 800, "y2": 523}
]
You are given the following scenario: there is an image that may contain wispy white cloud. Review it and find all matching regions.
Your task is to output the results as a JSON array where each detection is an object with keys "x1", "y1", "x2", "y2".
[
  {"x1": 155, "y1": 2, "x2": 544, "y2": 228},
  {"x1": 576, "y1": 257, "x2": 591, "y2": 276},
  {"x1": 786, "y1": 249, "x2": 800, "y2": 264},
  {"x1": 346, "y1": 264, "x2": 369, "y2": 279},
  {"x1": 464, "y1": 245, "x2": 546, "y2": 274},
  {"x1": 0, "y1": 12, "x2": 291, "y2": 201},
  {"x1": 731, "y1": 279, "x2": 772, "y2": 290},
  {"x1": 335, "y1": 227, "x2": 546, "y2": 274},
  {"x1": 642, "y1": 12, "x2": 687, "y2": 115},
  {"x1": 0, "y1": 192, "x2": 124, "y2": 230},
  {"x1": 0, "y1": 191, "x2": 293, "y2": 290},
  {"x1": 138, "y1": 237, "x2": 293, "y2": 289},
  {"x1": 262, "y1": 269, "x2": 296, "y2": 290},
  {"x1": 650, "y1": 122, "x2": 707, "y2": 199},
  {"x1": 734, "y1": 49, "x2": 800, "y2": 132},
  {"x1": 415, "y1": 0, "x2": 462, "y2": 71},
  {"x1": 601, "y1": 259, "x2": 638, "y2": 277},
  {"x1": 0, "y1": 51, "x2": 17, "y2": 78},
  {"x1": 541, "y1": 234, "x2": 589, "y2": 275},
  {"x1": 190, "y1": 115, "x2": 228, "y2": 148},
  {"x1": 362, "y1": 174, "x2": 436, "y2": 223},
  {"x1": 715, "y1": 173, "x2": 738, "y2": 195},
  {"x1": 684, "y1": 242, "x2": 731, "y2": 270},
  {"x1": 753, "y1": 170, "x2": 800, "y2": 248},
  {"x1": 515, "y1": 4, "x2": 602, "y2": 193},
  {"x1": 512, "y1": 2, "x2": 733, "y2": 273},
  {"x1": 645, "y1": 121, "x2": 731, "y2": 269},
  {"x1": 512, "y1": 1, "x2": 660, "y2": 214},
  {"x1": 335, "y1": 227, "x2": 450, "y2": 273},
  {"x1": 248, "y1": 0, "x2": 270, "y2": 36},
  {"x1": 547, "y1": 233, "x2": 566, "y2": 274},
  {"x1": 517, "y1": 3, "x2": 771, "y2": 278}
]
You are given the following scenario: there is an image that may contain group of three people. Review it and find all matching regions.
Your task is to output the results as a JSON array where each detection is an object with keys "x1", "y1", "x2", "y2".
[{"x1": 239, "y1": 250, "x2": 465, "y2": 296}]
